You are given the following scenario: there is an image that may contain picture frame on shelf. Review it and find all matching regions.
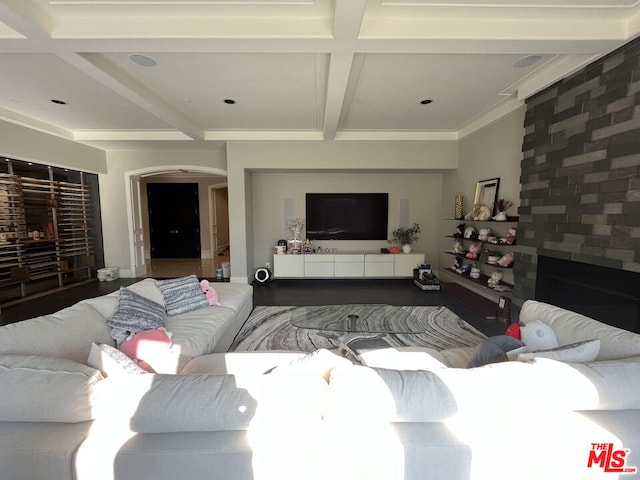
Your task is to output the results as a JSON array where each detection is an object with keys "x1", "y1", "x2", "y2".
[{"x1": 474, "y1": 177, "x2": 500, "y2": 216}]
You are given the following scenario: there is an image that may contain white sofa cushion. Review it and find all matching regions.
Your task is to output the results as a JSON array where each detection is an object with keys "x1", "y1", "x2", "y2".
[
  {"x1": 328, "y1": 356, "x2": 640, "y2": 423},
  {"x1": 0, "y1": 302, "x2": 113, "y2": 363},
  {"x1": 162, "y1": 306, "x2": 237, "y2": 372},
  {"x1": 0, "y1": 354, "x2": 103, "y2": 423},
  {"x1": 0, "y1": 421, "x2": 94, "y2": 480},
  {"x1": 180, "y1": 351, "x2": 308, "y2": 375},
  {"x1": 357, "y1": 347, "x2": 449, "y2": 370},
  {"x1": 519, "y1": 300, "x2": 640, "y2": 360},
  {"x1": 97, "y1": 369, "x2": 328, "y2": 434},
  {"x1": 328, "y1": 364, "x2": 459, "y2": 423},
  {"x1": 214, "y1": 282, "x2": 254, "y2": 312}
]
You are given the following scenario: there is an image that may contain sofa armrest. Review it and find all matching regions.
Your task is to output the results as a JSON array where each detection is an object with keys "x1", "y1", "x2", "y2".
[{"x1": 520, "y1": 300, "x2": 640, "y2": 361}]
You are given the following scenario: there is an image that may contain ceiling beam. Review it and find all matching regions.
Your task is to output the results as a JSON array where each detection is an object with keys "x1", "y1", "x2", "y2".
[
  {"x1": 322, "y1": 0, "x2": 367, "y2": 140},
  {"x1": 0, "y1": 0, "x2": 52, "y2": 41},
  {"x1": 58, "y1": 52, "x2": 206, "y2": 141}
]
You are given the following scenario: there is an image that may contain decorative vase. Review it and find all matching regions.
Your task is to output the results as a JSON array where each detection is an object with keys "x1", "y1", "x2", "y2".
[
  {"x1": 454, "y1": 194, "x2": 464, "y2": 220},
  {"x1": 402, "y1": 244, "x2": 412, "y2": 254},
  {"x1": 494, "y1": 211, "x2": 507, "y2": 221}
]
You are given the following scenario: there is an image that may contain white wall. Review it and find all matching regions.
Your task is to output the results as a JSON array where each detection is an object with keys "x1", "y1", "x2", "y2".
[
  {"x1": 440, "y1": 107, "x2": 526, "y2": 289},
  {"x1": 100, "y1": 148, "x2": 227, "y2": 275},
  {"x1": 0, "y1": 119, "x2": 106, "y2": 173},
  {"x1": 252, "y1": 172, "x2": 444, "y2": 269},
  {"x1": 228, "y1": 140, "x2": 458, "y2": 282}
]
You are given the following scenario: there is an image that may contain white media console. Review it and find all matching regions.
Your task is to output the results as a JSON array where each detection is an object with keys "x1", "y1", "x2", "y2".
[{"x1": 273, "y1": 252, "x2": 425, "y2": 279}]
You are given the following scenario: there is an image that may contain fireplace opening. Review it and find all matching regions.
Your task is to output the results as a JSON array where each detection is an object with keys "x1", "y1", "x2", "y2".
[{"x1": 535, "y1": 256, "x2": 640, "y2": 333}]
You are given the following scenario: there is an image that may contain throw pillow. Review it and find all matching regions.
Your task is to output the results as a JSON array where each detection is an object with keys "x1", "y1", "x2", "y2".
[
  {"x1": 87, "y1": 341, "x2": 150, "y2": 377},
  {"x1": 467, "y1": 335, "x2": 525, "y2": 368},
  {"x1": 107, "y1": 287, "x2": 166, "y2": 334},
  {"x1": 156, "y1": 274, "x2": 210, "y2": 316},
  {"x1": 518, "y1": 339, "x2": 601, "y2": 363},
  {"x1": 0, "y1": 354, "x2": 103, "y2": 423},
  {"x1": 520, "y1": 320, "x2": 558, "y2": 351}
]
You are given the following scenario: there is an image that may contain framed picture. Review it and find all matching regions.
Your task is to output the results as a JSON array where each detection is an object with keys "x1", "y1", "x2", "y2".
[{"x1": 474, "y1": 177, "x2": 500, "y2": 216}]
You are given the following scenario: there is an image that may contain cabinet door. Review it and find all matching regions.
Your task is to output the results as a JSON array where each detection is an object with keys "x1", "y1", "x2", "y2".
[
  {"x1": 394, "y1": 253, "x2": 425, "y2": 277},
  {"x1": 273, "y1": 255, "x2": 304, "y2": 278},
  {"x1": 304, "y1": 254, "x2": 334, "y2": 277},
  {"x1": 364, "y1": 255, "x2": 394, "y2": 277},
  {"x1": 334, "y1": 254, "x2": 364, "y2": 277}
]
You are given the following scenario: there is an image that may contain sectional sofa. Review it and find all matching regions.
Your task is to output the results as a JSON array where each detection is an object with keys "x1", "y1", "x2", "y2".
[{"x1": 0, "y1": 277, "x2": 639, "y2": 480}]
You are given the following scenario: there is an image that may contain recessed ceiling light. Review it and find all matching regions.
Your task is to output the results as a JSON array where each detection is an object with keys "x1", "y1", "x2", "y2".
[
  {"x1": 420, "y1": 99, "x2": 433, "y2": 105},
  {"x1": 223, "y1": 99, "x2": 236, "y2": 105},
  {"x1": 129, "y1": 53, "x2": 158, "y2": 67},
  {"x1": 51, "y1": 99, "x2": 67, "y2": 105},
  {"x1": 513, "y1": 55, "x2": 542, "y2": 69}
]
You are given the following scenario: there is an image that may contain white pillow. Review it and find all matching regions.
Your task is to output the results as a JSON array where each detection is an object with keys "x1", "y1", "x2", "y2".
[
  {"x1": 518, "y1": 339, "x2": 601, "y2": 363},
  {"x1": 0, "y1": 354, "x2": 103, "y2": 423},
  {"x1": 521, "y1": 320, "x2": 558, "y2": 351},
  {"x1": 87, "y1": 342, "x2": 149, "y2": 377}
]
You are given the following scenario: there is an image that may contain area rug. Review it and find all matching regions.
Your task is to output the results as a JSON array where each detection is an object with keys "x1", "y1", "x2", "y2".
[{"x1": 229, "y1": 305, "x2": 487, "y2": 353}]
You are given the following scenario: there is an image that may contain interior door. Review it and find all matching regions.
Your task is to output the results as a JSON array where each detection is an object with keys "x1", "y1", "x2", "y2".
[
  {"x1": 147, "y1": 183, "x2": 201, "y2": 258},
  {"x1": 130, "y1": 176, "x2": 147, "y2": 275},
  {"x1": 212, "y1": 187, "x2": 229, "y2": 254}
]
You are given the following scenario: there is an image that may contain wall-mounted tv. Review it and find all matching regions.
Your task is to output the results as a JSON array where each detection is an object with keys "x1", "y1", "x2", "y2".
[{"x1": 305, "y1": 193, "x2": 389, "y2": 240}]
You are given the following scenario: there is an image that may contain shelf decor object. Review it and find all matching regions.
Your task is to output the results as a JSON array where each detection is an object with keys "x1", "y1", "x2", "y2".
[
  {"x1": 389, "y1": 223, "x2": 421, "y2": 254},
  {"x1": 454, "y1": 194, "x2": 464, "y2": 220},
  {"x1": 474, "y1": 177, "x2": 500, "y2": 216},
  {"x1": 494, "y1": 198, "x2": 514, "y2": 221}
]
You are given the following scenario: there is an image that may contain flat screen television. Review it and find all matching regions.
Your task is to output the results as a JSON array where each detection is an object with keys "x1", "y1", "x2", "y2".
[{"x1": 305, "y1": 193, "x2": 389, "y2": 240}]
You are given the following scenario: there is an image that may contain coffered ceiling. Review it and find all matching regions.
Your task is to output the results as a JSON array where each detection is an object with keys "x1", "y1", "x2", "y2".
[{"x1": 0, "y1": 0, "x2": 638, "y2": 151}]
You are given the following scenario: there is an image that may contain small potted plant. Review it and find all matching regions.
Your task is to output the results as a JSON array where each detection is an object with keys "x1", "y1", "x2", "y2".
[
  {"x1": 494, "y1": 199, "x2": 513, "y2": 221},
  {"x1": 389, "y1": 223, "x2": 421, "y2": 253}
]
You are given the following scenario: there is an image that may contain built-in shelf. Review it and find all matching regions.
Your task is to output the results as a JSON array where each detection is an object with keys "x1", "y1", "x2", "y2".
[
  {"x1": 0, "y1": 166, "x2": 98, "y2": 308},
  {"x1": 442, "y1": 216, "x2": 517, "y2": 305},
  {"x1": 443, "y1": 251, "x2": 513, "y2": 269},
  {"x1": 446, "y1": 216, "x2": 519, "y2": 223},
  {"x1": 446, "y1": 267, "x2": 514, "y2": 292}
]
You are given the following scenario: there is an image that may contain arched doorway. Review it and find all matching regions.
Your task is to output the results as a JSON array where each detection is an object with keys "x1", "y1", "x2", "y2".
[{"x1": 125, "y1": 166, "x2": 228, "y2": 278}]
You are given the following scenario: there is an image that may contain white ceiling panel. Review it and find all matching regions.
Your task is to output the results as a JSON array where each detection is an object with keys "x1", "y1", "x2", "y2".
[
  {"x1": 103, "y1": 52, "x2": 327, "y2": 130},
  {"x1": 45, "y1": 0, "x2": 331, "y2": 19},
  {"x1": 341, "y1": 53, "x2": 555, "y2": 131},
  {"x1": 0, "y1": 0, "x2": 636, "y2": 149},
  {"x1": 0, "y1": 53, "x2": 174, "y2": 131}
]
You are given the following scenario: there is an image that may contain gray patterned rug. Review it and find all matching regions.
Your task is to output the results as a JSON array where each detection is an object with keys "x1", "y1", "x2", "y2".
[{"x1": 229, "y1": 305, "x2": 487, "y2": 353}]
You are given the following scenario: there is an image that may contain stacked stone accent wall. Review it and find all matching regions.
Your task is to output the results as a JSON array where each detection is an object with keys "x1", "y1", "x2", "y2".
[{"x1": 514, "y1": 37, "x2": 640, "y2": 302}]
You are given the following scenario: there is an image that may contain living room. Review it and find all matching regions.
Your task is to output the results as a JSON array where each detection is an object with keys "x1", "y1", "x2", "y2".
[
  {"x1": 1, "y1": 1, "x2": 638, "y2": 306},
  {"x1": 2, "y1": 3, "x2": 640, "y2": 479}
]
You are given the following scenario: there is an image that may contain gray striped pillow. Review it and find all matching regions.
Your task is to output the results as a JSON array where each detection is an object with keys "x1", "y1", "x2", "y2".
[
  {"x1": 156, "y1": 275, "x2": 210, "y2": 316},
  {"x1": 108, "y1": 288, "x2": 166, "y2": 333}
]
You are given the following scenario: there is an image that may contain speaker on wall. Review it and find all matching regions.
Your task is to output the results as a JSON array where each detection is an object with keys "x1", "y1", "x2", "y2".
[{"x1": 399, "y1": 199, "x2": 409, "y2": 228}]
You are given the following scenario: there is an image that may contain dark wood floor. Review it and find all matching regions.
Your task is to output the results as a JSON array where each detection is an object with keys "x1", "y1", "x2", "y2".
[{"x1": 0, "y1": 277, "x2": 507, "y2": 336}]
